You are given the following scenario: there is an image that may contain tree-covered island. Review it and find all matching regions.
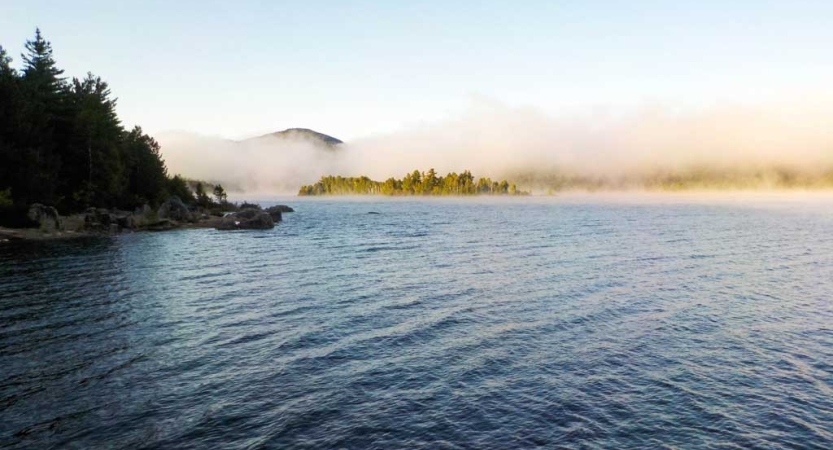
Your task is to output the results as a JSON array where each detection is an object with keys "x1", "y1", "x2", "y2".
[{"x1": 298, "y1": 169, "x2": 530, "y2": 196}]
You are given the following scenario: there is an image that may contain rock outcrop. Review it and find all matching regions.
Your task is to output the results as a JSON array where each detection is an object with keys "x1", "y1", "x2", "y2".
[
  {"x1": 157, "y1": 196, "x2": 193, "y2": 222},
  {"x1": 263, "y1": 205, "x2": 293, "y2": 222},
  {"x1": 82, "y1": 204, "x2": 164, "y2": 232},
  {"x1": 83, "y1": 207, "x2": 118, "y2": 232},
  {"x1": 215, "y1": 209, "x2": 275, "y2": 230},
  {"x1": 27, "y1": 204, "x2": 62, "y2": 232},
  {"x1": 267, "y1": 205, "x2": 294, "y2": 213}
]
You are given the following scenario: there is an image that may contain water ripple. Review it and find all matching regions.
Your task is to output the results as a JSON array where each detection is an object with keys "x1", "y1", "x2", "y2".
[{"x1": 1, "y1": 197, "x2": 832, "y2": 449}]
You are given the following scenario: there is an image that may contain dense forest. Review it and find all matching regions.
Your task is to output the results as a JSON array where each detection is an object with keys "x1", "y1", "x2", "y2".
[
  {"x1": 0, "y1": 29, "x2": 195, "y2": 217},
  {"x1": 298, "y1": 169, "x2": 529, "y2": 196}
]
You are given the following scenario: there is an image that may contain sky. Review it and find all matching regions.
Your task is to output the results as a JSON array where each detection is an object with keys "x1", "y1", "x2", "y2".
[{"x1": 2, "y1": 1, "x2": 832, "y2": 142}]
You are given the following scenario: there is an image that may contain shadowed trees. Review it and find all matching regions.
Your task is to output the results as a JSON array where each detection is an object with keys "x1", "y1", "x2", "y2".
[{"x1": 0, "y1": 29, "x2": 188, "y2": 215}]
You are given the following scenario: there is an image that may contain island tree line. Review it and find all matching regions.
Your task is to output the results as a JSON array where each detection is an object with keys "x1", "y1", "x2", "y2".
[
  {"x1": 0, "y1": 29, "x2": 211, "y2": 219},
  {"x1": 298, "y1": 169, "x2": 529, "y2": 196}
]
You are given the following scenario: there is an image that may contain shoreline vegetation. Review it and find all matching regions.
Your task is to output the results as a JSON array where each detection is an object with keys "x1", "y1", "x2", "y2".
[
  {"x1": 509, "y1": 168, "x2": 833, "y2": 194},
  {"x1": 3, "y1": 30, "x2": 833, "y2": 241},
  {"x1": 298, "y1": 170, "x2": 530, "y2": 196},
  {"x1": 0, "y1": 200, "x2": 294, "y2": 243},
  {"x1": 0, "y1": 29, "x2": 192, "y2": 218},
  {"x1": 0, "y1": 29, "x2": 290, "y2": 240}
]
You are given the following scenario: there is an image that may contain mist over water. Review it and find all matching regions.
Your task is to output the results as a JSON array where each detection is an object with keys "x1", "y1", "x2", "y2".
[{"x1": 158, "y1": 98, "x2": 833, "y2": 194}]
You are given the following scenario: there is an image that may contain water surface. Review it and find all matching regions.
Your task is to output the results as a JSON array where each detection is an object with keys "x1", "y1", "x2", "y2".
[{"x1": 1, "y1": 195, "x2": 832, "y2": 449}]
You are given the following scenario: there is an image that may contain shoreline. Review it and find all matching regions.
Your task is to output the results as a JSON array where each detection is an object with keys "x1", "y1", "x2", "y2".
[
  {"x1": 0, "y1": 220, "x2": 217, "y2": 243},
  {"x1": 1, "y1": 202, "x2": 289, "y2": 243}
]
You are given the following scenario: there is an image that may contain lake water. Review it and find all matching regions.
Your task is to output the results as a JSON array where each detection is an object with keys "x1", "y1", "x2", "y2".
[{"x1": 1, "y1": 195, "x2": 832, "y2": 449}]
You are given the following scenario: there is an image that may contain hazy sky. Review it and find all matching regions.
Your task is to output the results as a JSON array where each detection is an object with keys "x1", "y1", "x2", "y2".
[{"x1": 2, "y1": 1, "x2": 831, "y2": 141}]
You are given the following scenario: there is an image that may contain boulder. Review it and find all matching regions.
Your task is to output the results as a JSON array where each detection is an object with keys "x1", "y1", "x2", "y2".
[
  {"x1": 215, "y1": 209, "x2": 275, "y2": 230},
  {"x1": 267, "y1": 204, "x2": 294, "y2": 213},
  {"x1": 265, "y1": 205, "x2": 293, "y2": 222},
  {"x1": 128, "y1": 204, "x2": 155, "y2": 229},
  {"x1": 157, "y1": 196, "x2": 193, "y2": 222},
  {"x1": 84, "y1": 207, "x2": 116, "y2": 231},
  {"x1": 116, "y1": 214, "x2": 136, "y2": 229},
  {"x1": 27, "y1": 204, "x2": 62, "y2": 232},
  {"x1": 233, "y1": 209, "x2": 261, "y2": 220},
  {"x1": 82, "y1": 207, "x2": 151, "y2": 232},
  {"x1": 134, "y1": 204, "x2": 152, "y2": 217},
  {"x1": 267, "y1": 210, "x2": 282, "y2": 222}
]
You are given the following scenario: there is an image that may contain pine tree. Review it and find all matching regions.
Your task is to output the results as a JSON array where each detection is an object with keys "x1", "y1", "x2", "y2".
[
  {"x1": 1, "y1": 30, "x2": 190, "y2": 221},
  {"x1": 167, "y1": 174, "x2": 194, "y2": 204},
  {"x1": 0, "y1": 45, "x2": 13, "y2": 76},
  {"x1": 122, "y1": 126, "x2": 169, "y2": 207},
  {"x1": 195, "y1": 181, "x2": 211, "y2": 207},
  {"x1": 213, "y1": 184, "x2": 227, "y2": 204},
  {"x1": 18, "y1": 28, "x2": 68, "y2": 205},
  {"x1": 21, "y1": 29, "x2": 64, "y2": 92},
  {"x1": 63, "y1": 73, "x2": 124, "y2": 209},
  {"x1": 0, "y1": 45, "x2": 18, "y2": 200}
]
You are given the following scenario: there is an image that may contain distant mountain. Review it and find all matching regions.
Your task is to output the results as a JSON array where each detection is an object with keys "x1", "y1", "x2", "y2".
[{"x1": 252, "y1": 128, "x2": 344, "y2": 147}]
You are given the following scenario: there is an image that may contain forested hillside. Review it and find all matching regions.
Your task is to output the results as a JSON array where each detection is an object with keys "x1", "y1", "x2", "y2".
[{"x1": 0, "y1": 29, "x2": 190, "y2": 215}]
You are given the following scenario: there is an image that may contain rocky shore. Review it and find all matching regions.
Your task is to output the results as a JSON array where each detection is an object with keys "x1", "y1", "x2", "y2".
[{"x1": 0, "y1": 199, "x2": 295, "y2": 243}]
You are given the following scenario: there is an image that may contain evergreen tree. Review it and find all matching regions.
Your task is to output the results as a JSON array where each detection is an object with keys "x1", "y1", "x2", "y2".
[
  {"x1": 17, "y1": 28, "x2": 67, "y2": 205},
  {"x1": 21, "y1": 29, "x2": 64, "y2": 91},
  {"x1": 0, "y1": 45, "x2": 19, "y2": 201},
  {"x1": 122, "y1": 126, "x2": 168, "y2": 207},
  {"x1": 167, "y1": 174, "x2": 195, "y2": 204},
  {"x1": 63, "y1": 73, "x2": 124, "y2": 209},
  {"x1": 0, "y1": 29, "x2": 204, "y2": 224},
  {"x1": 213, "y1": 184, "x2": 227, "y2": 204},
  {"x1": 0, "y1": 45, "x2": 12, "y2": 75},
  {"x1": 195, "y1": 181, "x2": 211, "y2": 207}
]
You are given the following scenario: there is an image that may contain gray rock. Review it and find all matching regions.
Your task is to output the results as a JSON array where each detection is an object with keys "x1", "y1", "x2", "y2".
[
  {"x1": 134, "y1": 204, "x2": 152, "y2": 217},
  {"x1": 267, "y1": 205, "x2": 294, "y2": 213},
  {"x1": 84, "y1": 207, "x2": 116, "y2": 231},
  {"x1": 157, "y1": 196, "x2": 193, "y2": 222},
  {"x1": 81, "y1": 207, "x2": 144, "y2": 232},
  {"x1": 27, "y1": 204, "x2": 62, "y2": 232},
  {"x1": 116, "y1": 214, "x2": 136, "y2": 229},
  {"x1": 215, "y1": 209, "x2": 275, "y2": 230},
  {"x1": 234, "y1": 209, "x2": 261, "y2": 220},
  {"x1": 264, "y1": 205, "x2": 292, "y2": 222}
]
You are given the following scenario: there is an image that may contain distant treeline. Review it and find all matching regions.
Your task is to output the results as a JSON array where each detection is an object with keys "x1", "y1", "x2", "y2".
[
  {"x1": 509, "y1": 166, "x2": 833, "y2": 193},
  {"x1": 298, "y1": 169, "x2": 530, "y2": 196},
  {"x1": 0, "y1": 29, "x2": 195, "y2": 214}
]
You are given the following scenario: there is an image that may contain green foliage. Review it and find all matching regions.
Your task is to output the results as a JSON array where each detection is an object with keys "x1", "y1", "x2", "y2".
[
  {"x1": 167, "y1": 175, "x2": 196, "y2": 204},
  {"x1": 194, "y1": 181, "x2": 211, "y2": 208},
  {"x1": 122, "y1": 127, "x2": 169, "y2": 206},
  {"x1": 0, "y1": 45, "x2": 13, "y2": 76},
  {"x1": 0, "y1": 188, "x2": 12, "y2": 207},
  {"x1": 298, "y1": 169, "x2": 529, "y2": 196},
  {"x1": 0, "y1": 29, "x2": 184, "y2": 213},
  {"x1": 213, "y1": 184, "x2": 227, "y2": 203}
]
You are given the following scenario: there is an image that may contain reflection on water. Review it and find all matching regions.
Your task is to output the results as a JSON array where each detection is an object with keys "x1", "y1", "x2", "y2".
[{"x1": 1, "y1": 196, "x2": 832, "y2": 449}]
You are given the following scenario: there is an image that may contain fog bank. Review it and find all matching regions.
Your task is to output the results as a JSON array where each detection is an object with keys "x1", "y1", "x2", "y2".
[{"x1": 157, "y1": 98, "x2": 833, "y2": 194}]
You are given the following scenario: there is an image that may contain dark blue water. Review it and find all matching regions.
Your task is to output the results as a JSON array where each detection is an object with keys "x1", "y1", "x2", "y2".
[{"x1": 1, "y1": 195, "x2": 832, "y2": 449}]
